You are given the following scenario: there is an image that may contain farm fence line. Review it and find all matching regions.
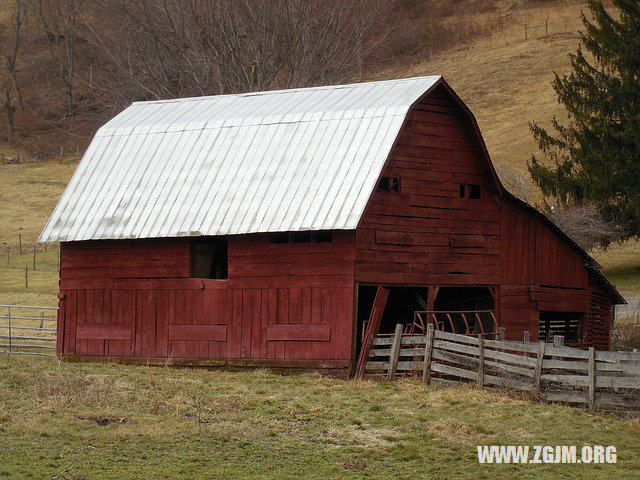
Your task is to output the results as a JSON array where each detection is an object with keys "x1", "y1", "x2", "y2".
[
  {"x1": 365, "y1": 324, "x2": 640, "y2": 411},
  {"x1": 0, "y1": 304, "x2": 58, "y2": 356}
]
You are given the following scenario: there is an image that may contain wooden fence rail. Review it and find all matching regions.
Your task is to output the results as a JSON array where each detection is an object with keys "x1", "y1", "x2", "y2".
[{"x1": 366, "y1": 324, "x2": 640, "y2": 410}]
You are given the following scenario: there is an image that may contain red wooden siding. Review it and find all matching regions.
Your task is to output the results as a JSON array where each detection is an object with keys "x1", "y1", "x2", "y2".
[
  {"x1": 60, "y1": 239, "x2": 191, "y2": 280},
  {"x1": 585, "y1": 277, "x2": 612, "y2": 350},
  {"x1": 355, "y1": 85, "x2": 501, "y2": 285},
  {"x1": 501, "y1": 198, "x2": 588, "y2": 288},
  {"x1": 58, "y1": 232, "x2": 355, "y2": 365}
]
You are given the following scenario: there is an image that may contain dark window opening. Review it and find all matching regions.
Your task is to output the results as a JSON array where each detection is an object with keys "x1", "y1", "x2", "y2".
[
  {"x1": 291, "y1": 231, "x2": 312, "y2": 243},
  {"x1": 314, "y1": 231, "x2": 333, "y2": 243},
  {"x1": 191, "y1": 237, "x2": 228, "y2": 279},
  {"x1": 460, "y1": 183, "x2": 481, "y2": 199},
  {"x1": 269, "y1": 232, "x2": 289, "y2": 244},
  {"x1": 376, "y1": 177, "x2": 400, "y2": 193},
  {"x1": 269, "y1": 231, "x2": 333, "y2": 244},
  {"x1": 539, "y1": 311, "x2": 583, "y2": 344}
]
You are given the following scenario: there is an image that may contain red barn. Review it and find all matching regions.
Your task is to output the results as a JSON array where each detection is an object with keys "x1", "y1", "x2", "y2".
[{"x1": 40, "y1": 76, "x2": 624, "y2": 372}]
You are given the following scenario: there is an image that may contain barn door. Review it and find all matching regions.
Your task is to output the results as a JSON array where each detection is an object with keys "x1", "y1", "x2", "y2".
[{"x1": 355, "y1": 286, "x2": 389, "y2": 378}]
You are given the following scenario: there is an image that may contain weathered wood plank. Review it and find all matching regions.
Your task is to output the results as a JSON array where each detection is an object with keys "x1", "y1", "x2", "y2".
[
  {"x1": 430, "y1": 362, "x2": 479, "y2": 381},
  {"x1": 422, "y1": 324, "x2": 435, "y2": 384},
  {"x1": 266, "y1": 323, "x2": 330, "y2": 342},
  {"x1": 387, "y1": 324, "x2": 404, "y2": 380}
]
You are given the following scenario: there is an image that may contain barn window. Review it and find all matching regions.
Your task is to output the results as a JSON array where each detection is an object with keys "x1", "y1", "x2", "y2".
[
  {"x1": 460, "y1": 183, "x2": 481, "y2": 199},
  {"x1": 268, "y1": 233, "x2": 289, "y2": 244},
  {"x1": 268, "y1": 231, "x2": 333, "y2": 244},
  {"x1": 313, "y1": 231, "x2": 333, "y2": 242},
  {"x1": 376, "y1": 177, "x2": 400, "y2": 193},
  {"x1": 191, "y1": 237, "x2": 228, "y2": 279}
]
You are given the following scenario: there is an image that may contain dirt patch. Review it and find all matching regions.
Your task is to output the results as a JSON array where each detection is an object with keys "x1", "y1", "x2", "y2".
[
  {"x1": 323, "y1": 425, "x2": 398, "y2": 448},
  {"x1": 78, "y1": 415, "x2": 128, "y2": 426},
  {"x1": 342, "y1": 455, "x2": 369, "y2": 471}
]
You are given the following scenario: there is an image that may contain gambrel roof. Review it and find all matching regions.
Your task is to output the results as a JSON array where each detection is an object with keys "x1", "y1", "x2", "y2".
[{"x1": 40, "y1": 76, "x2": 442, "y2": 242}]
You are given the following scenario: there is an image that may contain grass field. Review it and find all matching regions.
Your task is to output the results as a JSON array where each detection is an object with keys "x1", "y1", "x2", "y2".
[{"x1": 0, "y1": 355, "x2": 638, "y2": 479}]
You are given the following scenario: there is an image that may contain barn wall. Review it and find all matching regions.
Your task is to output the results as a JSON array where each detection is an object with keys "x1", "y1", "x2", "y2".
[
  {"x1": 355, "y1": 85, "x2": 502, "y2": 285},
  {"x1": 501, "y1": 198, "x2": 588, "y2": 288},
  {"x1": 585, "y1": 276, "x2": 613, "y2": 350},
  {"x1": 57, "y1": 232, "x2": 355, "y2": 366}
]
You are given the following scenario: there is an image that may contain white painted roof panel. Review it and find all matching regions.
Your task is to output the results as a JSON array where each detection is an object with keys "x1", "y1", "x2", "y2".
[{"x1": 40, "y1": 76, "x2": 441, "y2": 242}]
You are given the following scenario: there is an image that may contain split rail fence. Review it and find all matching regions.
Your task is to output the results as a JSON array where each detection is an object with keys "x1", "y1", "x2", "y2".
[
  {"x1": 0, "y1": 304, "x2": 58, "y2": 356},
  {"x1": 364, "y1": 324, "x2": 640, "y2": 410}
]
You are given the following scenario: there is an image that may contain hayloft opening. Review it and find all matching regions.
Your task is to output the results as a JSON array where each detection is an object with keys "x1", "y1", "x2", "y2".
[
  {"x1": 376, "y1": 177, "x2": 400, "y2": 193},
  {"x1": 460, "y1": 183, "x2": 481, "y2": 199},
  {"x1": 191, "y1": 237, "x2": 228, "y2": 279}
]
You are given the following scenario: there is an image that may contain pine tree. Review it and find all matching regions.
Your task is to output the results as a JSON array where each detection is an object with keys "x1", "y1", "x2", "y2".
[{"x1": 528, "y1": 0, "x2": 640, "y2": 238}]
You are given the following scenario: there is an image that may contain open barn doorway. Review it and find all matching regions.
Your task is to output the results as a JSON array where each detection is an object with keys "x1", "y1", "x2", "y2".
[
  {"x1": 355, "y1": 285, "x2": 429, "y2": 357},
  {"x1": 355, "y1": 285, "x2": 498, "y2": 355},
  {"x1": 431, "y1": 287, "x2": 496, "y2": 335}
]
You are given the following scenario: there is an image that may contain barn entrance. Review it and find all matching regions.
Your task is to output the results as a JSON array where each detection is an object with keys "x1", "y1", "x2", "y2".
[{"x1": 354, "y1": 285, "x2": 498, "y2": 365}]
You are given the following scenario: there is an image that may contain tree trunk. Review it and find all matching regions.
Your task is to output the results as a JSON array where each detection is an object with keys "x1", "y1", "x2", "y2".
[{"x1": 3, "y1": 91, "x2": 15, "y2": 141}]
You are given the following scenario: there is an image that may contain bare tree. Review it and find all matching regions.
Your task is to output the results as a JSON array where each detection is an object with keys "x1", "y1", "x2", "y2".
[
  {"x1": 33, "y1": 0, "x2": 84, "y2": 116},
  {"x1": 547, "y1": 203, "x2": 621, "y2": 252},
  {"x1": 495, "y1": 164, "x2": 532, "y2": 204},
  {"x1": 0, "y1": 0, "x2": 27, "y2": 141},
  {"x1": 88, "y1": 0, "x2": 393, "y2": 106}
]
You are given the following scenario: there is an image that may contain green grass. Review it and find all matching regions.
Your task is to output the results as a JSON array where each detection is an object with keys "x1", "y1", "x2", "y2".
[{"x1": 1, "y1": 356, "x2": 639, "y2": 479}]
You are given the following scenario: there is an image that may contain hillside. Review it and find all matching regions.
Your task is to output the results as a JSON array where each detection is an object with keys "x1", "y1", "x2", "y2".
[{"x1": 0, "y1": 0, "x2": 637, "y2": 307}]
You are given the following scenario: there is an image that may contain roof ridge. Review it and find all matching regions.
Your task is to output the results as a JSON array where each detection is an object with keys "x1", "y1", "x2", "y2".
[{"x1": 131, "y1": 75, "x2": 442, "y2": 106}]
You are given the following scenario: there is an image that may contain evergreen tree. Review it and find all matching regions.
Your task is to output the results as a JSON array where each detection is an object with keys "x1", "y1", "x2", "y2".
[{"x1": 528, "y1": 0, "x2": 640, "y2": 238}]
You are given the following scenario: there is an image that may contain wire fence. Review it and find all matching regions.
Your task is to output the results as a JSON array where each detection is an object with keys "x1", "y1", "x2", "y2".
[{"x1": 0, "y1": 304, "x2": 58, "y2": 356}]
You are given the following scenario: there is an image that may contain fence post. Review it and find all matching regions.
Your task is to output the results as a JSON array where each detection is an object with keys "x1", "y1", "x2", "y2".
[
  {"x1": 588, "y1": 347, "x2": 596, "y2": 411},
  {"x1": 33, "y1": 245, "x2": 36, "y2": 270},
  {"x1": 477, "y1": 336, "x2": 485, "y2": 388},
  {"x1": 533, "y1": 341, "x2": 546, "y2": 393},
  {"x1": 499, "y1": 327, "x2": 506, "y2": 341},
  {"x1": 553, "y1": 335, "x2": 564, "y2": 360},
  {"x1": 24, "y1": 264, "x2": 28, "y2": 288},
  {"x1": 545, "y1": 16, "x2": 549, "y2": 37},
  {"x1": 422, "y1": 323, "x2": 435, "y2": 384},
  {"x1": 7, "y1": 305, "x2": 11, "y2": 354},
  {"x1": 387, "y1": 324, "x2": 404, "y2": 381},
  {"x1": 523, "y1": 331, "x2": 530, "y2": 343}
]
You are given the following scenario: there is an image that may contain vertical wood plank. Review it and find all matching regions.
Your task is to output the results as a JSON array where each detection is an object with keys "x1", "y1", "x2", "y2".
[
  {"x1": 477, "y1": 335, "x2": 485, "y2": 387},
  {"x1": 588, "y1": 347, "x2": 596, "y2": 411},
  {"x1": 386, "y1": 324, "x2": 404, "y2": 381},
  {"x1": 422, "y1": 323, "x2": 435, "y2": 384},
  {"x1": 533, "y1": 341, "x2": 546, "y2": 393},
  {"x1": 355, "y1": 286, "x2": 389, "y2": 379}
]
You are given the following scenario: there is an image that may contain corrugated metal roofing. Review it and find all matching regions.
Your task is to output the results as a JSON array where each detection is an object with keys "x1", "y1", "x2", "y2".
[{"x1": 40, "y1": 75, "x2": 441, "y2": 242}]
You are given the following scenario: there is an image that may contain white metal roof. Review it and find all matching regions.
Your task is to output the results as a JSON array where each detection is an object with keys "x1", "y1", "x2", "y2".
[{"x1": 40, "y1": 76, "x2": 441, "y2": 242}]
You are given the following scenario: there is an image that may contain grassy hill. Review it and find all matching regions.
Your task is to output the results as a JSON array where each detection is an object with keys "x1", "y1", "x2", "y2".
[{"x1": 1, "y1": 355, "x2": 639, "y2": 479}]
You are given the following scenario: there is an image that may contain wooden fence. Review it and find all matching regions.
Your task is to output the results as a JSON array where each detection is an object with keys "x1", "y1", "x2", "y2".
[
  {"x1": 0, "y1": 304, "x2": 58, "y2": 356},
  {"x1": 365, "y1": 324, "x2": 640, "y2": 410}
]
